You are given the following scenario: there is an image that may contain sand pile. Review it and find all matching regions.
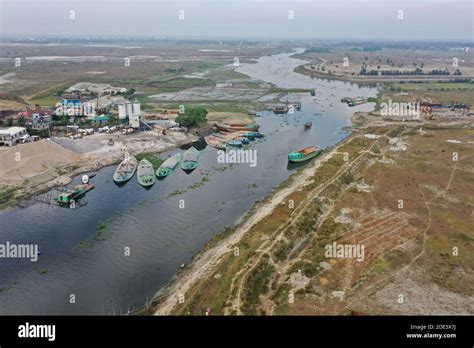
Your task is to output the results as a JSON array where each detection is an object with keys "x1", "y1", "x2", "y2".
[{"x1": 0, "y1": 140, "x2": 80, "y2": 183}]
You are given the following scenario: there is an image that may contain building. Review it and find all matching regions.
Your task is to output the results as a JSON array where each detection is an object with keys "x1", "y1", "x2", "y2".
[{"x1": 0, "y1": 127, "x2": 28, "y2": 146}]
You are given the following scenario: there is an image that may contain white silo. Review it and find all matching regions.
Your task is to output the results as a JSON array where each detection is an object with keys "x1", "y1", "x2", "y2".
[
  {"x1": 129, "y1": 114, "x2": 140, "y2": 128},
  {"x1": 125, "y1": 102, "x2": 133, "y2": 117},
  {"x1": 118, "y1": 104, "x2": 128, "y2": 124},
  {"x1": 132, "y1": 102, "x2": 141, "y2": 116}
]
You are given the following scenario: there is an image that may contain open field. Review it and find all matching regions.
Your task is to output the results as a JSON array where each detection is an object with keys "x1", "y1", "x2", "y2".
[{"x1": 150, "y1": 124, "x2": 474, "y2": 315}]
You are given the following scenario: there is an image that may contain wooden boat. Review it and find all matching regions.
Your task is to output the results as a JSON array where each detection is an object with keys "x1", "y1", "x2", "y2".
[
  {"x1": 156, "y1": 153, "x2": 182, "y2": 178},
  {"x1": 205, "y1": 136, "x2": 227, "y2": 150},
  {"x1": 56, "y1": 183, "x2": 95, "y2": 207},
  {"x1": 236, "y1": 136, "x2": 250, "y2": 145},
  {"x1": 215, "y1": 122, "x2": 259, "y2": 132},
  {"x1": 181, "y1": 146, "x2": 200, "y2": 172},
  {"x1": 137, "y1": 159, "x2": 156, "y2": 187},
  {"x1": 288, "y1": 146, "x2": 322, "y2": 163},
  {"x1": 273, "y1": 105, "x2": 289, "y2": 114},
  {"x1": 113, "y1": 154, "x2": 138, "y2": 183}
]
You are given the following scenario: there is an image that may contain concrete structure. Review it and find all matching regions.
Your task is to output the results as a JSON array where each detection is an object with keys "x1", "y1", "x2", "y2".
[{"x1": 0, "y1": 127, "x2": 28, "y2": 146}]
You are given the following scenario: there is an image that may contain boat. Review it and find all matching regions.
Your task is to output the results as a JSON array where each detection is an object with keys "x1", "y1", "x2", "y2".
[
  {"x1": 215, "y1": 122, "x2": 260, "y2": 132},
  {"x1": 304, "y1": 121, "x2": 312, "y2": 129},
  {"x1": 310, "y1": 89, "x2": 316, "y2": 96},
  {"x1": 156, "y1": 153, "x2": 182, "y2": 178},
  {"x1": 273, "y1": 105, "x2": 289, "y2": 114},
  {"x1": 137, "y1": 159, "x2": 156, "y2": 187},
  {"x1": 113, "y1": 154, "x2": 138, "y2": 183},
  {"x1": 181, "y1": 146, "x2": 200, "y2": 172},
  {"x1": 81, "y1": 174, "x2": 89, "y2": 184},
  {"x1": 294, "y1": 102, "x2": 302, "y2": 111},
  {"x1": 56, "y1": 183, "x2": 95, "y2": 207},
  {"x1": 236, "y1": 137, "x2": 250, "y2": 145},
  {"x1": 288, "y1": 146, "x2": 322, "y2": 163},
  {"x1": 228, "y1": 139, "x2": 242, "y2": 147},
  {"x1": 204, "y1": 136, "x2": 227, "y2": 150}
]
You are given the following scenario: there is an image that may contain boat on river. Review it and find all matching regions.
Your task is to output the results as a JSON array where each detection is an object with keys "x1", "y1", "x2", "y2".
[
  {"x1": 273, "y1": 105, "x2": 289, "y2": 114},
  {"x1": 156, "y1": 153, "x2": 182, "y2": 178},
  {"x1": 304, "y1": 121, "x2": 312, "y2": 129},
  {"x1": 113, "y1": 154, "x2": 138, "y2": 183},
  {"x1": 137, "y1": 159, "x2": 156, "y2": 187},
  {"x1": 56, "y1": 183, "x2": 95, "y2": 207},
  {"x1": 215, "y1": 122, "x2": 259, "y2": 132},
  {"x1": 288, "y1": 146, "x2": 322, "y2": 163},
  {"x1": 181, "y1": 146, "x2": 200, "y2": 172}
]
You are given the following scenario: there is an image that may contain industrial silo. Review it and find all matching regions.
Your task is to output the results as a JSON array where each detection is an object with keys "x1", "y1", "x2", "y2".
[{"x1": 118, "y1": 104, "x2": 128, "y2": 124}]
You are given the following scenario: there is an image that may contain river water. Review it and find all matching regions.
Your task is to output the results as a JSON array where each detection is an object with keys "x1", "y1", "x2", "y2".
[{"x1": 0, "y1": 49, "x2": 377, "y2": 314}]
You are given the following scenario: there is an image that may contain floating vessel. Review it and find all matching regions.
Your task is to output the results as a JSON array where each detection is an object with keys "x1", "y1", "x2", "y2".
[
  {"x1": 56, "y1": 183, "x2": 95, "y2": 207},
  {"x1": 181, "y1": 146, "x2": 200, "y2": 172},
  {"x1": 137, "y1": 159, "x2": 156, "y2": 187},
  {"x1": 156, "y1": 153, "x2": 182, "y2": 178},
  {"x1": 273, "y1": 105, "x2": 289, "y2": 114},
  {"x1": 310, "y1": 89, "x2": 316, "y2": 96},
  {"x1": 205, "y1": 135, "x2": 227, "y2": 150},
  {"x1": 215, "y1": 122, "x2": 260, "y2": 132},
  {"x1": 113, "y1": 154, "x2": 138, "y2": 183},
  {"x1": 228, "y1": 139, "x2": 243, "y2": 147},
  {"x1": 288, "y1": 146, "x2": 322, "y2": 163},
  {"x1": 304, "y1": 121, "x2": 312, "y2": 129}
]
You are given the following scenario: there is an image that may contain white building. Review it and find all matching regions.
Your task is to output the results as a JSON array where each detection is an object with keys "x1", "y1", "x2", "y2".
[{"x1": 0, "y1": 127, "x2": 28, "y2": 146}]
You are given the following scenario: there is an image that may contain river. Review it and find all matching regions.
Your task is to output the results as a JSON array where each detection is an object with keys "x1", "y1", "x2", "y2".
[{"x1": 0, "y1": 49, "x2": 377, "y2": 314}]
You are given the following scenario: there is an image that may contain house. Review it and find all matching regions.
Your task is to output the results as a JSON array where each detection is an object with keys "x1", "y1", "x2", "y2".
[{"x1": 0, "y1": 127, "x2": 28, "y2": 146}]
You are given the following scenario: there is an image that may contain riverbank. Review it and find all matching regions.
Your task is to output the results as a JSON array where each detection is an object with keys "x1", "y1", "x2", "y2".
[
  {"x1": 0, "y1": 129, "x2": 197, "y2": 210},
  {"x1": 147, "y1": 131, "x2": 359, "y2": 315}
]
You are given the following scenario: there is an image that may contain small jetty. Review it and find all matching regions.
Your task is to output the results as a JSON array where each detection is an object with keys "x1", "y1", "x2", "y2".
[{"x1": 56, "y1": 183, "x2": 95, "y2": 207}]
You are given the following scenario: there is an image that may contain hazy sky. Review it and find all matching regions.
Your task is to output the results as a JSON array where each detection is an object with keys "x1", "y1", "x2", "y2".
[{"x1": 0, "y1": 0, "x2": 472, "y2": 40}]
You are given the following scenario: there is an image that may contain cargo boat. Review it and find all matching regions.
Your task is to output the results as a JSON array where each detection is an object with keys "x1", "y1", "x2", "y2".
[
  {"x1": 215, "y1": 122, "x2": 259, "y2": 132},
  {"x1": 137, "y1": 159, "x2": 156, "y2": 187},
  {"x1": 156, "y1": 153, "x2": 182, "y2": 178},
  {"x1": 181, "y1": 146, "x2": 200, "y2": 172},
  {"x1": 113, "y1": 154, "x2": 138, "y2": 184},
  {"x1": 288, "y1": 146, "x2": 322, "y2": 163}
]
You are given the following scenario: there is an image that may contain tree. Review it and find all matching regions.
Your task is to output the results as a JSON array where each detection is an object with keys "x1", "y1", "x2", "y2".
[
  {"x1": 6, "y1": 118, "x2": 13, "y2": 127},
  {"x1": 16, "y1": 115, "x2": 26, "y2": 127},
  {"x1": 175, "y1": 106, "x2": 208, "y2": 128}
]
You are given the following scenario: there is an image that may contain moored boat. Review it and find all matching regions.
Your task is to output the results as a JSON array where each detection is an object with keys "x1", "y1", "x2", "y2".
[
  {"x1": 56, "y1": 183, "x2": 95, "y2": 207},
  {"x1": 181, "y1": 146, "x2": 200, "y2": 172},
  {"x1": 304, "y1": 121, "x2": 312, "y2": 129},
  {"x1": 228, "y1": 139, "x2": 242, "y2": 147},
  {"x1": 156, "y1": 153, "x2": 182, "y2": 178},
  {"x1": 273, "y1": 105, "x2": 289, "y2": 114},
  {"x1": 137, "y1": 159, "x2": 156, "y2": 187},
  {"x1": 215, "y1": 122, "x2": 259, "y2": 132},
  {"x1": 113, "y1": 154, "x2": 138, "y2": 183},
  {"x1": 288, "y1": 146, "x2": 322, "y2": 163}
]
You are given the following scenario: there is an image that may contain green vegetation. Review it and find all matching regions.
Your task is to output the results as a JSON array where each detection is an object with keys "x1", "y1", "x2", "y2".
[
  {"x1": 0, "y1": 187, "x2": 20, "y2": 205},
  {"x1": 136, "y1": 153, "x2": 164, "y2": 169},
  {"x1": 175, "y1": 106, "x2": 208, "y2": 128}
]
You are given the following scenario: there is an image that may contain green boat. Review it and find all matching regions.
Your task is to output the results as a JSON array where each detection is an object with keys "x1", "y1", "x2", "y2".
[
  {"x1": 181, "y1": 146, "x2": 200, "y2": 172},
  {"x1": 228, "y1": 139, "x2": 242, "y2": 147},
  {"x1": 288, "y1": 146, "x2": 322, "y2": 163},
  {"x1": 156, "y1": 153, "x2": 182, "y2": 178},
  {"x1": 137, "y1": 159, "x2": 156, "y2": 187},
  {"x1": 113, "y1": 154, "x2": 138, "y2": 183},
  {"x1": 56, "y1": 183, "x2": 95, "y2": 207}
]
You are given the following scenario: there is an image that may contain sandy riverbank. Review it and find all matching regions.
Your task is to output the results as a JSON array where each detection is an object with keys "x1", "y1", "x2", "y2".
[{"x1": 0, "y1": 129, "x2": 197, "y2": 209}]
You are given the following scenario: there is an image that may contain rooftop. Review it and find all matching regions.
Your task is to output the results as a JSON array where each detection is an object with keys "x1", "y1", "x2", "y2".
[{"x1": 0, "y1": 126, "x2": 27, "y2": 135}]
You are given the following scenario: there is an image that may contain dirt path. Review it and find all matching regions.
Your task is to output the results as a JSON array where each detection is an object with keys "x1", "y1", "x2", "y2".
[{"x1": 151, "y1": 139, "x2": 358, "y2": 315}]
